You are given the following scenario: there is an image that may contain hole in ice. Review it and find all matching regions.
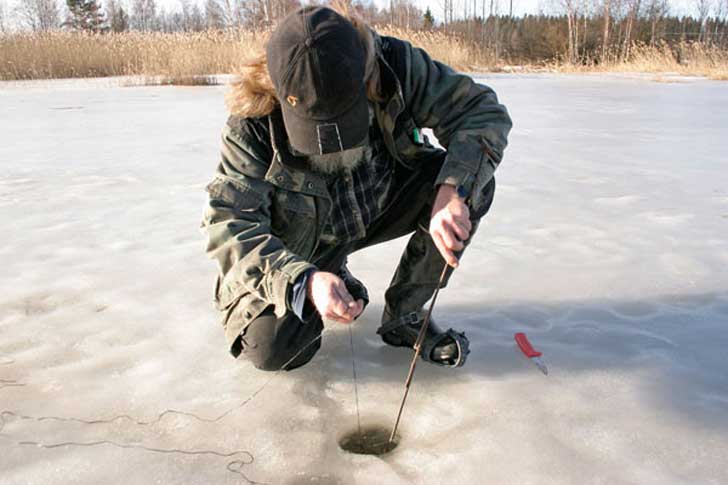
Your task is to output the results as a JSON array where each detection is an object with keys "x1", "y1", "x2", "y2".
[{"x1": 338, "y1": 425, "x2": 398, "y2": 455}]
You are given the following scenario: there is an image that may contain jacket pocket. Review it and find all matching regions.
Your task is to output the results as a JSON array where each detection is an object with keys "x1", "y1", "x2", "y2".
[
  {"x1": 205, "y1": 175, "x2": 265, "y2": 214},
  {"x1": 223, "y1": 291, "x2": 268, "y2": 326},
  {"x1": 221, "y1": 291, "x2": 270, "y2": 352},
  {"x1": 270, "y1": 189, "x2": 318, "y2": 256},
  {"x1": 393, "y1": 117, "x2": 443, "y2": 169}
]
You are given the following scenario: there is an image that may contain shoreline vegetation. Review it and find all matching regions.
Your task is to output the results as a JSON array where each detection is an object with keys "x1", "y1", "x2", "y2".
[{"x1": 1, "y1": 28, "x2": 727, "y2": 83}]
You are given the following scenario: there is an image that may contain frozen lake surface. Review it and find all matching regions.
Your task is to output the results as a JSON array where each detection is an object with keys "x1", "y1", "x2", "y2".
[{"x1": 1, "y1": 74, "x2": 728, "y2": 484}]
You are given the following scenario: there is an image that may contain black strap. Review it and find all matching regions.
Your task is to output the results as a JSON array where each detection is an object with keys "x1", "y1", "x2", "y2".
[{"x1": 376, "y1": 311, "x2": 422, "y2": 335}]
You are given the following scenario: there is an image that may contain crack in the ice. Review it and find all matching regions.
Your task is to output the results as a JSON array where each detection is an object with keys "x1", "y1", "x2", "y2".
[
  {"x1": 0, "y1": 331, "x2": 327, "y2": 483},
  {"x1": 0, "y1": 358, "x2": 25, "y2": 390},
  {"x1": 0, "y1": 410, "x2": 264, "y2": 484},
  {"x1": 0, "y1": 381, "x2": 25, "y2": 390}
]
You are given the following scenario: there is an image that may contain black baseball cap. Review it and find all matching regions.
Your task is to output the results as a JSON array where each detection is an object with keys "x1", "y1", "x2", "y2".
[{"x1": 266, "y1": 6, "x2": 369, "y2": 155}]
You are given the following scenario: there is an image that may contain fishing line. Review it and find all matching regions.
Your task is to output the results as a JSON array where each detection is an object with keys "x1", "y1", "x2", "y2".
[
  {"x1": 348, "y1": 325, "x2": 362, "y2": 438},
  {"x1": 0, "y1": 329, "x2": 329, "y2": 483}
]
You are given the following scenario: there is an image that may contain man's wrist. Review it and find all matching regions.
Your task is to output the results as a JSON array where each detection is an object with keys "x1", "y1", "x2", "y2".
[
  {"x1": 437, "y1": 183, "x2": 468, "y2": 201},
  {"x1": 306, "y1": 269, "x2": 319, "y2": 302}
]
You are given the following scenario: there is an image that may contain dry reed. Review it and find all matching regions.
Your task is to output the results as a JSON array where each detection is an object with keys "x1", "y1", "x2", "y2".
[
  {"x1": 379, "y1": 26, "x2": 497, "y2": 70},
  {"x1": 546, "y1": 42, "x2": 728, "y2": 80},
  {"x1": 0, "y1": 30, "x2": 268, "y2": 82},
  {"x1": 1, "y1": 29, "x2": 726, "y2": 83}
]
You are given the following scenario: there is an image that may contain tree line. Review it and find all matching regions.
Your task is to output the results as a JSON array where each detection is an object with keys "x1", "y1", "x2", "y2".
[{"x1": 1, "y1": 0, "x2": 726, "y2": 65}]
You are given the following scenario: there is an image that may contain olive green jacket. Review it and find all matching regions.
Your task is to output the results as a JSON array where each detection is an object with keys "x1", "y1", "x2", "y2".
[{"x1": 202, "y1": 32, "x2": 512, "y2": 350}]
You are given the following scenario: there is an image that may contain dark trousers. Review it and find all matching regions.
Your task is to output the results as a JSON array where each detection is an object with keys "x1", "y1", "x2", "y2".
[{"x1": 237, "y1": 157, "x2": 496, "y2": 371}]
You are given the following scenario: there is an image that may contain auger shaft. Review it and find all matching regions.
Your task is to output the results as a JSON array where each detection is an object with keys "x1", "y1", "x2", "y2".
[{"x1": 388, "y1": 263, "x2": 450, "y2": 444}]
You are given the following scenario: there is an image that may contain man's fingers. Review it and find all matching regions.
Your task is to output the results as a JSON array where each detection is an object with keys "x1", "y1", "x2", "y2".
[
  {"x1": 440, "y1": 225, "x2": 465, "y2": 252},
  {"x1": 451, "y1": 202, "x2": 472, "y2": 231},
  {"x1": 329, "y1": 289, "x2": 350, "y2": 318},
  {"x1": 334, "y1": 279, "x2": 353, "y2": 303},
  {"x1": 335, "y1": 284, "x2": 356, "y2": 313},
  {"x1": 324, "y1": 312, "x2": 353, "y2": 324},
  {"x1": 446, "y1": 219, "x2": 470, "y2": 244},
  {"x1": 456, "y1": 215, "x2": 472, "y2": 233},
  {"x1": 351, "y1": 299, "x2": 365, "y2": 318},
  {"x1": 432, "y1": 231, "x2": 458, "y2": 267},
  {"x1": 326, "y1": 283, "x2": 362, "y2": 322},
  {"x1": 452, "y1": 202, "x2": 470, "y2": 221}
]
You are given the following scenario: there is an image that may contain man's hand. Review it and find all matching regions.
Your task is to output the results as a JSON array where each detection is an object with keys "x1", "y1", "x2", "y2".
[
  {"x1": 307, "y1": 271, "x2": 365, "y2": 324},
  {"x1": 430, "y1": 183, "x2": 472, "y2": 267}
]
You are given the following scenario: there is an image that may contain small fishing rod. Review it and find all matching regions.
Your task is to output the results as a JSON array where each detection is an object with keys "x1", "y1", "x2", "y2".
[
  {"x1": 388, "y1": 262, "x2": 450, "y2": 444},
  {"x1": 389, "y1": 187, "x2": 470, "y2": 445}
]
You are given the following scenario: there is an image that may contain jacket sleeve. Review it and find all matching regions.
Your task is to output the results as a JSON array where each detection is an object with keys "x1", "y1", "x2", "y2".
[
  {"x1": 399, "y1": 40, "x2": 512, "y2": 198},
  {"x1": 202, "y1": 118, "x2": 316, "y2": 318}
]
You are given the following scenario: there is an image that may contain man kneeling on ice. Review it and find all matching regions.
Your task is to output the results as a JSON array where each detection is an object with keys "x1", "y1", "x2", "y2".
[{"x1": 201, "y1": 5, "x2": 511, "y2": 370}]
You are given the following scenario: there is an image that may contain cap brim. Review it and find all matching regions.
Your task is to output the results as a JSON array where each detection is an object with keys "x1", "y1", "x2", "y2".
[{"x1": 281, "y1": 85, "x2": 369, "y2": 156}]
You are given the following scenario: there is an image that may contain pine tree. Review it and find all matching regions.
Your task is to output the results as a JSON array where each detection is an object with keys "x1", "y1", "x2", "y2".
[
  {"x1": 114, "y1": 6, "x2": 129, "y2": 31},
  {"x1": 64, "y1": 0, "x2": 109, "y2": 32},
  {"x1": 423, "y1": 6, "x2": 435, "y2": 30},
  {"x1": 107, "y1": 0, "x2": 130, "y2": 32}
]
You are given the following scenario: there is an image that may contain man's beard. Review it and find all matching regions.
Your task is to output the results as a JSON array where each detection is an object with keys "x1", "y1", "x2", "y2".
[
  {"x1": 290, "y1": 103, "x2": 374, "y2": 175},
  {"x1": 305, "y1": 144, "x2": 369, "y2": 175}
]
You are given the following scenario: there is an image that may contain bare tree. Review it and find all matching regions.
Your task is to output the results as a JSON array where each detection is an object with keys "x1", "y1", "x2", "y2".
[
  {"x1": 107, "y1": 0, "x2": 130, "y2": 31},
  {"x1": 386, "y1": 0, "x2": 421, "y2": 28},
  {"x1": 190, "y1": 3, "x2": 204, "y2": 30},
  {"x1": 220, "y1": 0, "x2": 245, "y2": 29},
  {"x1": 352, "y1": 0, "x2": 382, "y2": 25},
  {"x1": 438, "y1": 0, "x2": 453, "y2": 30},
  {"x1": 131, "y1": 0, "x2": 155, "y2": 30},
  {"x1": 713, "y1": 0, "x2": 724, "y2": 44},
  {"x1": 242, "y1": 0, "x2": 268, "y2": 27},
  {"x1": 204, "y1": 0, "x2": 225, "y2": 29},
  {"x1": 645, "y1": 0, "x2": 668, "y2": 45},
  {"x1": 621, "y1": 0, "x2": 641, "y2": 59},
  {"x1": 160, "y1": 0, "x2": 202, "y2": 32},
  {"x1": 241, "y1": 0, "x2": 298, "y2": 28},
  {"x1": 481, "y1": 0, "x2": 486, "y2": 43},
  {"x1": 581, "y1": 0, "x2": 590, "y2": 58},
  {"x1": 178, "y1": 0, "x2": 190, "y2": 29},
  {"x1": 613, "y1": 0, "x2": 628, "y2": 51},
  {"x1": 719, "y1": 0, "x2": 728, "y2": 45},
  {"x1": 695, "y1": 0, "x2": 712, "y2": 42},
  {"x1": 561, "y1": 0, "x2": 580, "y2": 63},
  {"x1": 601, "y1": 0, "x2": 611, "y2": 61},
  {"x1": 0, "y1": 0, "x2": 7, "y2": 33},
  {"x1": 489, "y1": 0, "x2": 501, "y2": 62},
  {"x1": 15, "y1": 0, "x2": 61, "y2": 31}
]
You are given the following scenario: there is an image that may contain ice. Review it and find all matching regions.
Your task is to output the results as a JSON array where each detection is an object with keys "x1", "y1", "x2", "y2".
[{"x1": 1, "y1": 74, "x2": 728, "y2": 483}]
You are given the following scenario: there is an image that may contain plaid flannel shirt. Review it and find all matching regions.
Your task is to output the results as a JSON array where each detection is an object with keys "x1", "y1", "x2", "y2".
[
  {"x1": 289, "y1": 109, "x2": 395, "y2": 320},
  {"x1": 319, "y1": 120, "x2": 394, "y2": 245}
]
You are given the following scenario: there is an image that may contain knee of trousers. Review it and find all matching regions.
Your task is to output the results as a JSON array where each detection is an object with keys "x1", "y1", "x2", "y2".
[
  {"x1": 240, "y1": 335, "x2": 322, "y2": 372},
  {"x1": 235, "y1": 313, "x2": 323, "y2": 372}
]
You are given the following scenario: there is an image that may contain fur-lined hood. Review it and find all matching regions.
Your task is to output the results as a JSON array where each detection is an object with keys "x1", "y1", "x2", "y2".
[{"x1": 225, "y1": 5, "x2": 383, "y2": 119}]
